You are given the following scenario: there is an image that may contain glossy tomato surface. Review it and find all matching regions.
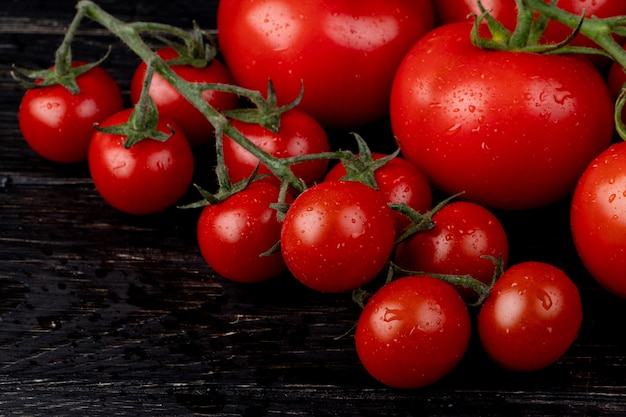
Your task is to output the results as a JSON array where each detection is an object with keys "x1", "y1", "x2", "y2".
[
  {"x1": 571, "y1": 142, "x2": 626, "y2": 299},
  {"x1": 394, "y1": 201, "x2": 508, "y2": 298},
  {"x1": 280, "y1": 180, "x2": 396, "y2": 293},
  {"x1": 131, "y1": 47, "x2": 238, "y2": 145},
  {"x1": 223, "y1": 109, "x2": 330, "y2": 187},
  {"x1": 390, "y1": 21, "x2": 614, "y2": 210},
  {"x1": 18, "y1": 63, "x2": 123, "y2": 163},
  {"x1": 197, "y1": 181, "x2": 293, "y2": 283},
  {"x1": 324, "y1": 153, "x2": 432, "y2": 236},
  {"x1": 217, "y1": 0, "x2": 434, "y2": 128},
  {"x1": 88, "y1": 109, "x2": 195, "y2": 215},
  {"x1": 477, "y1": 262, "x2": 583, "y2": 371},
  {"x1": 355, "y1": 275, "x2": 471, "y2": 389}
]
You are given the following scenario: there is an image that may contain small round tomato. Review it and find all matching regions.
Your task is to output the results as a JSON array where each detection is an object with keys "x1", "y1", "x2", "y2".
[
  {"x1": 394, "y1": 201, "x2": 509, "y2": 298},
  {"x1": 355, "y1": 275, "x2": 471, "y2": 389},
  {"x1": 18, "y1": 63, "x2": 123, "y2": 163},
  {"x1": 217, "y1": 0, "x2": 434, "y2": 128},
  {"x1": 223, "y1": 109, "x2": 330, "y2": 187},
  {"x1": 280, "y1": 180, "x2": 396, "y2": 293},
  {"x1": 390, "y1": 21, "x2": 614, "y2": 210},
  {"x1": 477, "y1": 261, "x2": 583, "y2": 372},
  {"x1": 571, "y1": 142, "x2": 626, "y2": 299},
  {"x1": 197, "y1": 181, "x2": 293, "y2": 283},
  {"x1": 88, "y1": 109, "x2": 194, "y2": 215},
  {"x1": 130, "y1": 47, "x2": 238, "y2": 145},
  {"x1": 324, "y1": 153, "x2": 432, "y2": 236}
]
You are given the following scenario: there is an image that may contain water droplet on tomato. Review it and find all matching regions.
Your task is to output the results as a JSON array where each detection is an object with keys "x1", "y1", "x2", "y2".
[{"x1": 536, "y1": 289, "x2": 553, "y2": 310}]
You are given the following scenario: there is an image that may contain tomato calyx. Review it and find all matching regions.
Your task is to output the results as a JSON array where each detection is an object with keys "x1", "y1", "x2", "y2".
[
  {"x1": 156, "y1": 21, "x2": 218, "y2": 69},
  {"x1": 11, "y1": 6, "x2": 109, "y2": 94},
  {"x1": 470, "y1": 0, "x2": 592, "y2": 55},
  {"x1": 96, "y1": 63, "x2": 173, "y2": 148}
]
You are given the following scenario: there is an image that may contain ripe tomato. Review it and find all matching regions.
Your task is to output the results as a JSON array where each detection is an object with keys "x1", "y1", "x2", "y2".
[
  {"x1": 394, "y1": 201, "x2": 509, "y2": 299},
  {"x1": 216, "y1": 0, "x2": 434, "y2": 128},
  {"x1": 197, "y1": 181, "x2": 293, "y2": 283},
  {"x1": 223, "y1": 109, "x2": 330, "y2": 187},
  {"x1": 390, "y1": 21, "x2": 614, "y2": 210},
  {"x1": 88, "y1": 109, "x2": 194, "y2": 215},
  {"x1": 18, "y1": 63, "x2": 123, "y2": 163},
  {"x1": 477, "y1": 261, "x2": 583, "y2": 372},
  {"x1": 280, "y1": 180, "x2": 396, "y2": 293},
  {"x1": 571, "y1": 142, "x2": 626, "y2": 299},
  {"x1": 355, "y1": 275, "x2": 471, "y2": 389},
  {"x1": 130, "y1": 47, "x2": 238, "y2": 145},
  {"x1": 324, "y1": 153, "x2": 432, "y2": 236}
]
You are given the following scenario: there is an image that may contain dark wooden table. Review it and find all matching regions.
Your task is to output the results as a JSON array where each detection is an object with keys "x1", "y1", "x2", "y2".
[{"x1": 3, "y1": 1, "x2": 626, "y2": 416}]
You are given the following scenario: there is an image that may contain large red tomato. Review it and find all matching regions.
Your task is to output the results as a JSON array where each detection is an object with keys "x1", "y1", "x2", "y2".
[
  {"x1": 217, "y1": 0, "x2": 434, "y2": 128},
  {"x1": 390, "y1": 21, "x2": 614, "y2": 210},
  {"x1": 571, "y1": 142, "x2": 626, "y2": 299}
]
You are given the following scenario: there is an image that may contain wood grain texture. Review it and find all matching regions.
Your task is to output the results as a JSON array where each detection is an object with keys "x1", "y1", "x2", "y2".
[{"x1": 2, "y1": 1, "x2": 626, "y2": 416}]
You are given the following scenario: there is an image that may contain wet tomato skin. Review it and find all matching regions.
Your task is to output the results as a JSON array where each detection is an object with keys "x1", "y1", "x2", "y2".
[
  {"x1": 355, "y1": 275, "x2": 471, "y2": 389},
  {"x1": 571, "y1": 142, "x2": 626, "y2": 299},
  {"x1": 477, "y1": 262, "x2": 583, "y2": 372}
]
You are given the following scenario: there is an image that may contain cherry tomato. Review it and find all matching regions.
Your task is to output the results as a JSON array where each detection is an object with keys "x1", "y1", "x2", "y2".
[
  {"x1": 355, "y1": 275, "x2": 471, "y2": 389},
  {"x1": 223, "y1": 109, "x2": 330, "y2": 187},
  {"x1": 197, "y1": 181, "x2": 293, "y2": 283},
  {"x1": 217, "y1": 0, "x2": 434, "y2": 128},
  {"x1": 280, "y1": 180, "x2": 396, "y2": 293},
  {"x1": 18, "y1": 63, "x2": 123, "y2": 163},
  {"x1": 571, "y1": 142, "x2": 626, "y2": 299},
  {"x1": 130, "y1": 47, "x2": 238, "y2": 145},
  {"x1": 88, "y1": 109, "x2": 194, "y2": 215},
  {"x1": 324, "y1": 153, "x2": 432, "y2": 236},
  {"x1": 394, "y1": 201, "x2": 509, "y2": 299},
  {"x1": 477, "y1": 261, "x2": 583, "y2": 372},
  {"x1": 390, "y1": 21, "x2": 614, "y2": 210}
]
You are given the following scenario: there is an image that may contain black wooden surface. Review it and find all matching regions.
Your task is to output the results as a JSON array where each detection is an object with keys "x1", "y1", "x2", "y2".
[{"x1": 3, "y1": 1, "x2": 626, "y2": 416}]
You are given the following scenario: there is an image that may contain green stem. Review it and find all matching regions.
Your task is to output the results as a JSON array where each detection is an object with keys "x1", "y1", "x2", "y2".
[
  {"x1": 77, "y1": 0, "x2": 305, "y2": 191},
  {"x1": 526, "y1": 0, "x2": 626, "y2": 68}
]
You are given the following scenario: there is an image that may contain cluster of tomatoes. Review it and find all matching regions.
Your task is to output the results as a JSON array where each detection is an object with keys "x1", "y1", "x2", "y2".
[{"x1": 14, "y1": 0, "x2": 626, "y2": 389}]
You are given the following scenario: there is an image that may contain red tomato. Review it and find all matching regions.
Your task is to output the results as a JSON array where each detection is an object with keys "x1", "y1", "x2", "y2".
[
  {"x1": 324, "y1": 153, "x2": 432, "y2": 236},
  {"x1": 18, "y1": 63, "x2": 123, "y2": 163},
  {"x1": 280, "y1": 180, "x2": 396, "y2": 293},
  {"x1": 130, "y1": 47, "x2": 238, "y2": 145},
  {"x1": 88, "y1": 109, "x2": 194, "y2": 215},
  {"x1": 217, "y1": 0, "x2": 434, "y2": 128},
  {"x1": 433, "y1": 0, "x2": 626, "y2": 65},
  {"x1": 571, "y1": 142, "x2": 626, "y2": 299},
  {"x1": 394, "y1": 201, "x2": 509, "y2": 298},
  {"x1": 197, "y1": 181, "x2": 293, "y2": 283},
  {"x1": 223, "y1": 109, "x2": 330, "y2": 187},
  {"x1": 355, "y1": 275, "x2": 471, "y2": 389},
  {"x1": 390, "y1": 21, "x2": 614, "y2": 210},
  {"x1": 477, "y1": 261, "x2": 583, "y2": 372}
]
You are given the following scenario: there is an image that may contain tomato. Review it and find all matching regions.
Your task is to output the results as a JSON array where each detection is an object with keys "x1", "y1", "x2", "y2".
[
  {"x1": 390, "y1": 21, "x2": 614, "y2": 210},
  {"x1": 216, "y1": 0, "x2": 434, "y2": 128},
  {"x1": 433, "y1": 0, "x2": 626, "y2": 65},
  {"x1": 88, "y1": 109, "x2": 195, "y2": 215},
  {"x1": 394, "y1": 201, "x2": 508, "y2": 299},
  {"x1": 197, "y1": 181, "x2": 293, "y2": 283},
  {"x1": 18, "y1": 63, "x2": 123, "y2": 163},
  {"x1": 477, "y1": 261, "x2": 583, "y2": 372},
  {"x1": 355, "y1": 275, "x2": 471, "y2": 389},
  {"x1": 280, "y1": 180, "x2": 396, "y2": 293},
  {"x1": 571, "y1": 142, "x2": 626, "y2": 299},
  {"x1": 223, "y1": 109, "x2": 330, "y2": 187},
  {"x1": 324, "y1": 153, "x2": 432, "y2": 236},
  {"x1": 130, "y1": 47, "x2": 238, "y2": 146}
]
